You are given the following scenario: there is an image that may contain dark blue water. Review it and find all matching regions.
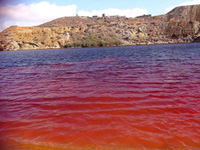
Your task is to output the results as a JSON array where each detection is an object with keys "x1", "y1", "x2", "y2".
[{"x1": 0, "y1": 43, "x2": 200, "y2": 69}]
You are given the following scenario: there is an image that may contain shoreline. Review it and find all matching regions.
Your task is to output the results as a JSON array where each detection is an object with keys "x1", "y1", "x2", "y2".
[{"x1": 1, "y1": 41, "x2": 198, "y2": 52}]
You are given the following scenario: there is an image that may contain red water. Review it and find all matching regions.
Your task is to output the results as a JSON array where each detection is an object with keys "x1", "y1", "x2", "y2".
[{"x1": 0, "y1": 57, "x2": 200, "y2": 150}]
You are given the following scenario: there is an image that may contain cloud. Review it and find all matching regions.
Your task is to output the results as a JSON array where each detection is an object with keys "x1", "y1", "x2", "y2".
[
  {"x1": 0, "y1": 1, "x2": 77, "y2": 31},
  {"x1": 78, "y1": 8, "x2": 147, "y2": 18},
  {"x1": 0, "y1": 1, "x2": 147, "y2": 32},
  {"x1": 165, "y1": 0, "x2": 200, "y2": 13}
]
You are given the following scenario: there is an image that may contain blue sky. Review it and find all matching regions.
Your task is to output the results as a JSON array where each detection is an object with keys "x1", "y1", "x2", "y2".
[
  {"x1": 0, "y1": 0, "x2": 200, "y2": 31},
  {"x1": 1, "y1": 0, "x2": 199, "y2": 15}
]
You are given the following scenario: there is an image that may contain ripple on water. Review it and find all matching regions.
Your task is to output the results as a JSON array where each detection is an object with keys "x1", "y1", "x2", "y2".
[{"x1": 0, "y1": 44, "x2": 200, "y2": 149}]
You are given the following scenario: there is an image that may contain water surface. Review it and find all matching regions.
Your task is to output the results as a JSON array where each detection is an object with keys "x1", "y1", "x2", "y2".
[{"x1": 0, "y1": 43, "x2": 200, "y2": 150}]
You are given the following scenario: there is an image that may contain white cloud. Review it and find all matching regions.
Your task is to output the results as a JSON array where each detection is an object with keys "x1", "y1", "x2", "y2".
[
  {"x1": 78, "y1": 8, "x2": 147, "y2": 18},
  {"x1": 165, "y1": 0, "x2": 200, "y2": 13},
  {"x1": 0, "y1": 1, "x2": 77, "y2": 31},
  {"x1": 0, "y1": 1, "x2": 147, "y2": 32}
]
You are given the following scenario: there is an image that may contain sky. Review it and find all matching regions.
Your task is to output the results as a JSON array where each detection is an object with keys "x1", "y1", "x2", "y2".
[{"x1": 0, "y1": 0, "x2": 200, "y2": 31}]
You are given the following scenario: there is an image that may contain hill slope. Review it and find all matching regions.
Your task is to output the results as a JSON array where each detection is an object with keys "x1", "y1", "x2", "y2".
[{"x1": 0, "y1": 5, "x2": 200, "y2": 51}]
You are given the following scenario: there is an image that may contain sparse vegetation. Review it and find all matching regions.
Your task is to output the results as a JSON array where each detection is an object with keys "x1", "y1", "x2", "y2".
[{"x1": 64, "y1": 33, "x2": 123, "y2": 48}]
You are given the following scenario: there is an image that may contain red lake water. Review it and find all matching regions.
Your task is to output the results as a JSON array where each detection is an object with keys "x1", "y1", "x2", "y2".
[{"x1": 0, "y1": 44, "x2": 200, "y2": 150}]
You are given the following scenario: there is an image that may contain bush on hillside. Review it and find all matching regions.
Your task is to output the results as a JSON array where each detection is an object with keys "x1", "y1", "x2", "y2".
[{"x1": 64, "y1": 33, "x2": 122, "y2": 48}]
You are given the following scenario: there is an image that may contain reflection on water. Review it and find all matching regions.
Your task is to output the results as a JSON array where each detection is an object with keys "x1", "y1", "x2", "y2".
[{"x1": 0, "y1": 43, "x2": 200, "y2": 149}]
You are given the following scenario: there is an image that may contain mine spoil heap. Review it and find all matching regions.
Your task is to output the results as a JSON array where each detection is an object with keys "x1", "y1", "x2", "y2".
[{"x1": 0, "y1": 5, "x2": 200, "y2": 51}]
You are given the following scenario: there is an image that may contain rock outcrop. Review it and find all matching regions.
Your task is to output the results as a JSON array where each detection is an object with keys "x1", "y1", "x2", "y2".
[
  {"x1": 0, "y1": 26, "x2": 71, "y2": 50},
  {"x1": 0, "y1": 4, "x2": 200, "y2": 51},
  {"x1": 166, "y1": 5, "x2": 200, "y2": 21}
]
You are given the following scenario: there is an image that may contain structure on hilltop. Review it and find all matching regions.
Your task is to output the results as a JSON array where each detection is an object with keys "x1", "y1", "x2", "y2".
[{"x1": 136, "y1": 14, "x2": 152, "y2": 18}]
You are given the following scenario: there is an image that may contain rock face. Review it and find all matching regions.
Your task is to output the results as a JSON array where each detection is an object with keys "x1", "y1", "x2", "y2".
[
  {"x1": 166, "y1": 5, "x2": 200, "y2": 21},
  {"x1": 0, "y1": 5, "x2": 200, "y2": 51},
  {"x1": 0, "y1": 26, "x2": 71, "y2": 50}
]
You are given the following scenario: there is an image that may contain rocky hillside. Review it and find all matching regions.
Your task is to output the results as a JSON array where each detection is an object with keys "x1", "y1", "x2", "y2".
[
  {"x1": 166, "y1": 5, "x2": 200, "y2": 21},
  {"x1": 0, "y1": 4, "x2": 200, "y2": 51}
]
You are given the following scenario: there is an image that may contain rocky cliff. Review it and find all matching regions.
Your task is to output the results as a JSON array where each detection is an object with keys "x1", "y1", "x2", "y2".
[{"x1": 0, "y1": 4, "x2": 200, "y2": 51}]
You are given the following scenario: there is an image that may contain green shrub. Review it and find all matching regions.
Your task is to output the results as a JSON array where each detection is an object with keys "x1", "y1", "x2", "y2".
[
  {"x1": 64, "y1": 32, "x2": 122, "y2": 48},
  {"x1": 64, "y1": 43, "x2": 73, "y2": 48}
]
